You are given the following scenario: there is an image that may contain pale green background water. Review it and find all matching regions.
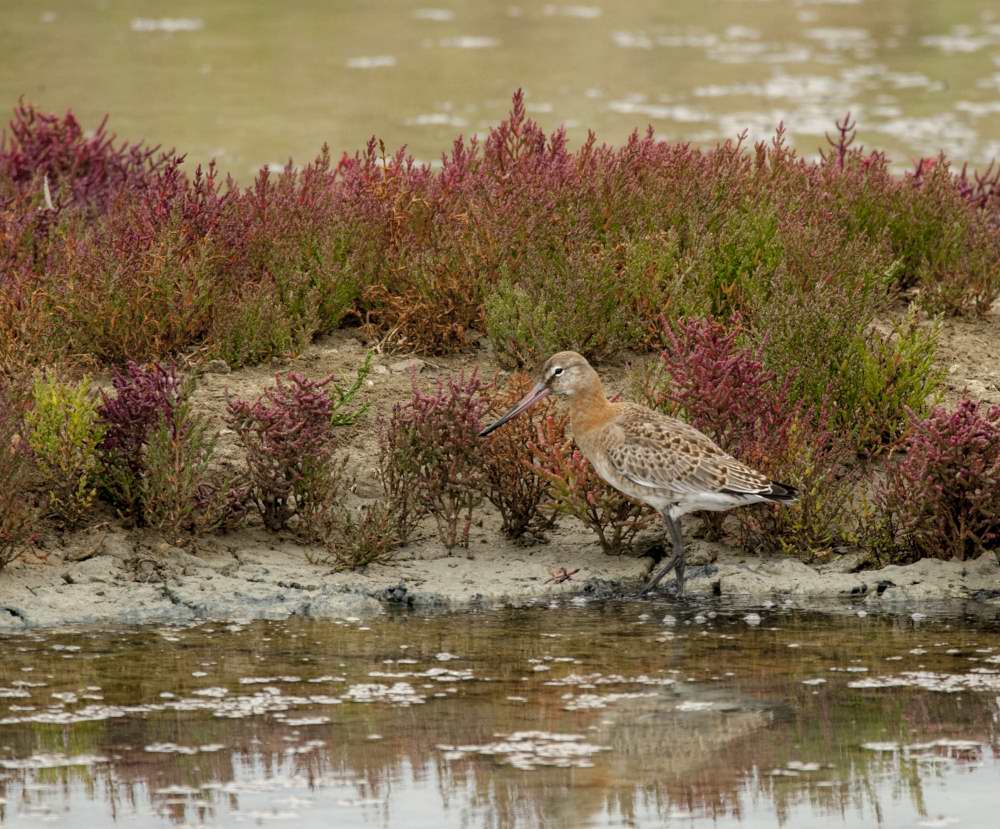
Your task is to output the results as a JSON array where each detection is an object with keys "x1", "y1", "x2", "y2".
[{"x1": 2, "y1": 0, "x2": 1000, "y2": 175}]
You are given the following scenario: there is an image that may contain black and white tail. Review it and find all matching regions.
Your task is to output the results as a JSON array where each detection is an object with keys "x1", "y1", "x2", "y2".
[{"x1": 762, "y1": 480, "x2": 798, "y2": 503}]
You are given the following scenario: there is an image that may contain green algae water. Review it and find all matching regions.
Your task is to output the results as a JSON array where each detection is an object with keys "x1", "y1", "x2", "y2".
[
  {"x1": 3, "y1": 1, "x2": 1000, "y2": 174},
  {"x1": 1, "y1": 601, "x2": 999, "y2": 827}
]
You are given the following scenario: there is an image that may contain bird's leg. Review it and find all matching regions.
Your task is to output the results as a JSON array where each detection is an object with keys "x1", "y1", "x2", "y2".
[
  {"x1": 670, "y1": 516, "x2": 686, "y2": 594},
  {"x1": 641, "y1": 512, "x2": 687, "y2": 596},
  {"x1": 666, "y1": 514, "x2": 687, "y2": 595}
]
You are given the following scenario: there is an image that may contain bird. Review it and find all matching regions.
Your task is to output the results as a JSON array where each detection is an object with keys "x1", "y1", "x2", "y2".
[{"x1": 479, "y1": 351, "x2": 798, "y2": 595}]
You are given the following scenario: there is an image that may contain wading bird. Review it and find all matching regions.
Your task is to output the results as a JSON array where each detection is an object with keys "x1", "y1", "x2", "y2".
[{"x1": 479, "y1": 351, "x2": 797, "y2": 595}]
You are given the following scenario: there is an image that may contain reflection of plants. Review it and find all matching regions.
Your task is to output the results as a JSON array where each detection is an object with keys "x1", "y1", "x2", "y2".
[{"x1": 3, "y1": 610, "x2": 995, "y2": 829}]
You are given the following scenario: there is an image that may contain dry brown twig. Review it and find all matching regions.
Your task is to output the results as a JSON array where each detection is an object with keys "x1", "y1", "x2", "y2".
[{"x1": 544, "y1": 566, "x2": 580, "y2": 585}]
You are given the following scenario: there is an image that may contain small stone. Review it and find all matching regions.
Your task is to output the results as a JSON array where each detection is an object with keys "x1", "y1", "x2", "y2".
[
  {"x1": 374, "y1": 364, "x2": 390, "y2": 375},
  {"x1": 389, "y1": 358, "x2": 427, "y2": 374},
  {"x1": 203, "y1": 359, "x2": 231, "y2": 375}
]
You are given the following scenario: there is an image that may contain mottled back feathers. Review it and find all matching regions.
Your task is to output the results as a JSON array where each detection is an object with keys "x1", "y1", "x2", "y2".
[{"x1": 577, "y1": 402, "x2": 784, "y2": 501}]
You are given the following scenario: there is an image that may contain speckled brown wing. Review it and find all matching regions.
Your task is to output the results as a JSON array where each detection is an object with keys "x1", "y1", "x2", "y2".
[{"x1": 604, "y1": 404, "x2": 772, "y2": 497}]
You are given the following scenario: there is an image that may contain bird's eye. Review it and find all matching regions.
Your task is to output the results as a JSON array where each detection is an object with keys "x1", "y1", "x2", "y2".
[{"x1": 552, "y1": 367, "x2": 564, "y2": 377}]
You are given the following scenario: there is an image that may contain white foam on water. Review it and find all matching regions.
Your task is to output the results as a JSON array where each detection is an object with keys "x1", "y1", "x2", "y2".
[
  {"x1": 612, "y1": 31, "x2": 653, "y2": 50},
  {"x1": 438, "y1": 731, "x2": 607, "y2": 770},
  {"x1": 543, "y1": 5, "x2": 602, "y2": 19},
  {"x1": 803, "y1": 27, "x2": 872, "y2": 48},
  {"x1": 1, "y1": 753, "x2": 109, "y2": 769},
  {"x1": 438, "y1": 36, "x2": 498, "y2": 49},
  {"x1": 562, "y1": 691, "x2": 658, "y2": 711},
  {"x1": 608, "y1": 101, "x2": 709, "y2": 122},
  {"x1": 849, "y1": 671, "x2": 1000, "y2": 692},
  {"x1": 677, "y1": 701, "x2": 715, "y2": 711},
  {"x1": 413, "y1": 9, "x2": 455, "y2": 22},
  {"x1": 922, "y1": 33, "x2": 994, "y2": 53},
  {"x1": 130, "y1": 18, "x2": 203, "y2": 33},
  {"x1": 347, "y1": 56, "x2": 397, "y2": 69}
]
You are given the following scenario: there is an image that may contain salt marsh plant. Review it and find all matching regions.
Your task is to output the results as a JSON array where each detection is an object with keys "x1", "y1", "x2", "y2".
[
  {"x1": 530, "y1": 415, "x2": 655, "y2": 555},
  {"x1": 377, "y1": 406, "x2": 425, "y2": 547},
  {"x1": 227, "y1": 373, "x2": 346, "y2": 532},
  {"x1": 97, "y1": 361, "x2": 234, "y2": 536},
  {"x1": 876, "y1": 399, "x2": 1000, "y2": 562},
  {"x1": 0, "y1": 383, "x2": 35, "y2": 570},
  {"x1": 312, "y1": 499, "x2": 400, "y2": 571},
  {"x1": 382, "y1": 373, "x2": 488, "y2": 551},
  {"x1": 139, "y1": 396, "x2": 229, "y2": 540},
  {"x1": 2, "y1": 94, "x2": 999, "y2": 566},
  {"x1": 641, "y1": 316, "x2": 856, "y2": 559},
  {"x1": 480, "y1": 373, "x2": 565, "y2": 539},
  {"x1": 26, "y1": 371, "x2": 105, "y2": 526},
  {"x1": 3, "y1": 94, "x2": 998, "y2": 374},
  {"x1": 98, "y1": 361, "x2": 185, "y2": 521}
]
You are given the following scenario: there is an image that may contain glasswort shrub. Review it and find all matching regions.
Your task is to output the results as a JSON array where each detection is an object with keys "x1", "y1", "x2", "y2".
[
  {"x1": 876, "y1": 399, "x2": 1000, "y2": 562},
  {"x1": 226, "y1": 370, "x2": 362, "y2": 533},
  {"x1": 530, "y1": 415, "x2": 655, "y2": 555},
  {"x1": 381, "y1": 372, "x2": 488, "y2": 551},
  {"x1": 98, "y1": 361, "x2": 185, "y2": 521},
  {"x1": 0, "y1": 382, "x2": 36, "y2": 571},
  {"x1": 25, "y1": 371, "x2": 105, "y2": 527},
  {"x1": 480, "y1": 373, "x2": 566, "y2": 539}
]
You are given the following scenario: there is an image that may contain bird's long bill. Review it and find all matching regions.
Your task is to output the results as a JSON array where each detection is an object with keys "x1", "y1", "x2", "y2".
[{"x1": 478, "y1": 381, "x2": 550, "y2": 437}]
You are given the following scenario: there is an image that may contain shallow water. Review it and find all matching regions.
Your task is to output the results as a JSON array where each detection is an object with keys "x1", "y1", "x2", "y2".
[
  {"x1": 1, "y1": 601, "x2": 999, "y2": 827},
  {"x1": 3, "y1": 1, "x2": 1000, "y2": 174}
]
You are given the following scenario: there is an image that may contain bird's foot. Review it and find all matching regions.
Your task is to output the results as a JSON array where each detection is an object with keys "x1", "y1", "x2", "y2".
[
  {"x1": 638, "y1": 576, "x2": 685, "y2": 598},
  {"x1": 686, "y1": 564, "x2": 718, "y2": 581},
  {"x1": 638, "y1": 565, "x2": 717, "y2": 598},
  {"x1": 638, "y1": 553, "x2": 679, "y2": 597},
  {"x1": 644, "y1": 579, "x2": 685, "y2": 599}
]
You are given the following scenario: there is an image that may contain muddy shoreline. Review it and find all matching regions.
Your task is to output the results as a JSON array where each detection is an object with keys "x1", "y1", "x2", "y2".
[
  {"x1": 2, "y1": 524, "x2": 998, "y2": 629},
  {"x1": 3, "y1": 307, "x2": 1000, "y2": 631}
]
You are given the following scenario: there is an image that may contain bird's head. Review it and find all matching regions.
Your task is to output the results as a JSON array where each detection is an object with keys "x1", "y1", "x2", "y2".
[{"x1": 479, "y1": 351, "x2": 597, "y2": 437}]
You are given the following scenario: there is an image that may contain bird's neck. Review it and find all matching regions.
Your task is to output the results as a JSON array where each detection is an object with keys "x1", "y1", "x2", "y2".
[{"x1": 567, "y1": 384, "x2": 616, "y2": 437}]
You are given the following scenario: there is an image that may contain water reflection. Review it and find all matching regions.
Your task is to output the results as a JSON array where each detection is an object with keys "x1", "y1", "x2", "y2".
[
  {"x1": 3, "y1": 1, "x2": 1000, "y2": 174},
  {"x1": 0, "y1": 604, "x2": 998, "y2": 827}
]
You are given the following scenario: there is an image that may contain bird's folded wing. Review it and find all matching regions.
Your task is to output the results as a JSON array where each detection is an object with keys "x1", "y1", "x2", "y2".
[{"x1": 604, "y1": 410, "x2": 771, "y2": 496}]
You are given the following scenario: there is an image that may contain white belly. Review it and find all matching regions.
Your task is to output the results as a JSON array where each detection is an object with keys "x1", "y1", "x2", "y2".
[
  {"x1": 670, "y1": 492, "x2": 766, "y2": 519},
  {"x1": 587, "y1": 454, "x2": 765, "y2": 519}
]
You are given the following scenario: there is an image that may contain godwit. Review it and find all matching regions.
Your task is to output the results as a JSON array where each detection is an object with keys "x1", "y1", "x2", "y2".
[{"x1": 479, "y1": 351, "x2": 797, "y2": 595}]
